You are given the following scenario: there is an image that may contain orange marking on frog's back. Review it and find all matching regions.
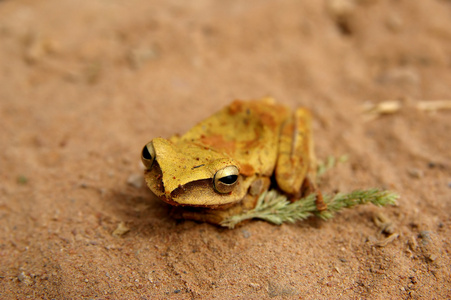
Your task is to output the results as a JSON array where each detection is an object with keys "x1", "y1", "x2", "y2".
[
  {"x1": 258, "y1": 112, "x2": 277, "y2": 128},
  {"x1": 199, "y1": 134, "x2": 236, "y2": 154},
  {"x1": 228, "y1": 100, "x2": 244, "y2": 115},
  {"x1": 239, "y1": 163, "x2": 255, "y2": 176}
]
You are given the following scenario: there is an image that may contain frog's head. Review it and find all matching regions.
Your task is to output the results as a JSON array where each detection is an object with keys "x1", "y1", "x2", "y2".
[{"x1": 141, "y1": 138, "x2": 251, "y2": 207}]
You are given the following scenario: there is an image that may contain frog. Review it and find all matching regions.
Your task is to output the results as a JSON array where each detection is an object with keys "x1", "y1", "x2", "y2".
[{"x1": 141, "y1": 97, "x2": 324, "y2": 225}]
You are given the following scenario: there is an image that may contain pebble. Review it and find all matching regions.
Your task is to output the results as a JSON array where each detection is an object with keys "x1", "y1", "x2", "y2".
[
  {"x1": 241, "y1": 229, "x2": 251, "y2": 238},
  {"x1": 18, "y1": 272, "x2": 33, "y2": 286},
  {"x1": 112, "y1": 222, "x2": 130, "y2": 237},
  {"x1": 327, "y1": 0, "x2": 355, "y2": 18},
  {"x1": 407, "y1": 168, "x2": 424, "y2": 179}
]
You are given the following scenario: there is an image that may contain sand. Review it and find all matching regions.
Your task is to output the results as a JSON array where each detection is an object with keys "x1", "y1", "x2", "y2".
[{"x1": 1, "y1": 0, "x2": 450, "y2": 298}]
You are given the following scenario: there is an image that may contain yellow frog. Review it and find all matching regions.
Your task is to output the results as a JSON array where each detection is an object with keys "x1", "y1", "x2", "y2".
[{"x1": 141, "y1": 98, "x2": 323, "y2": 225}]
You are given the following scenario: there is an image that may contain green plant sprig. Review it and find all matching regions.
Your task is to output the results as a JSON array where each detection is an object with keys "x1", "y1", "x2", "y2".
[{"x1": 220, "y1": 188, "x2": 398, "y2": 229}]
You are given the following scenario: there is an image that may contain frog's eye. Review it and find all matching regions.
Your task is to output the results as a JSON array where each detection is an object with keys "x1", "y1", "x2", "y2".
[
  {"x1": 213, "y1": 166, "x2": 239, "y2": 194},
  {"x1": 141, "y1": 142, "x2": 156, "y2": 169}
]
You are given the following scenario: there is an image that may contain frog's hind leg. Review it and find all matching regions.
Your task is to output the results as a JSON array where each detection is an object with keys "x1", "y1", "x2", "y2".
[
  {"x1": 275, "y1": 108, "x2": 314, "y2": 195},
  {"x1": 275, "y1": 108, "x2": 326, "y2": 211}
]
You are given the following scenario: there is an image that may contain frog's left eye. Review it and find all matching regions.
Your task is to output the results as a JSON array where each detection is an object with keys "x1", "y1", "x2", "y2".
[
  {"x1": 213, "y1": 166, "x2": 239, "y2": 194},
  {"x1": 141, "y1": 142, "x2": 156, "y2": 169}
]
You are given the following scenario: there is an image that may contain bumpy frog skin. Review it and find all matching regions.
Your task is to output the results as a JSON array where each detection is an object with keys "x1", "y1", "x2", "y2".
[{"x1": 141, "y1": 98, "x2": 317, "y2": 224}]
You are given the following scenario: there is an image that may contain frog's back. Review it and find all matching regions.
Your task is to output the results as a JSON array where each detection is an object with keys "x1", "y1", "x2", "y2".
[{"x1": 180, "y1": 98, "x2": 290, "y2": 177}]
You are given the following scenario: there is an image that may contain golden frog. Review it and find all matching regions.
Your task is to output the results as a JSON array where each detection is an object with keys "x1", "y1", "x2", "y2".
[{"x1": 141, "y1": 98, "x2": 323, "y2": 225}]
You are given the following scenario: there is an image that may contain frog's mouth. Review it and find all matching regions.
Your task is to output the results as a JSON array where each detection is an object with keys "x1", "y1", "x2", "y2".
[{"x1": 143, "y1": 161, "x2": 251, "y2": 208}]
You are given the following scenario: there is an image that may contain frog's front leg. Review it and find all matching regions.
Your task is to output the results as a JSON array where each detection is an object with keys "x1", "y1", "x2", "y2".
[
  {"x1": 170, "y1": 193, "x2": 259, "y2": 225},
  {"x1": 275, "y1": 108, "x2": 327, "y2": 211},
  {"x1": 170, "y1": 177, "x2": 271, "y2": 225}
]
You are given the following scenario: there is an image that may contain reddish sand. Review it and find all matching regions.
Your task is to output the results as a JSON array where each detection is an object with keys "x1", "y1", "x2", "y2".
[{"x1": 1, "y1": 1, "x2": 450, "y2": 298}]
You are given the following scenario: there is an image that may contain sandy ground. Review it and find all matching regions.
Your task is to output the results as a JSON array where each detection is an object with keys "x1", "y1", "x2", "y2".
[{"x1": 1, "y1": 0, "x2": 450, "y2": 299}]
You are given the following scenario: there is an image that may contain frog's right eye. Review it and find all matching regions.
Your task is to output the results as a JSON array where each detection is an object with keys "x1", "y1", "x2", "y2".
[
  {"x1": 141, "y1": 142, "x2": 156, "y2": 169},
  {"x1": 213, "y1": 166, "x2": 239, "y2": 194}
]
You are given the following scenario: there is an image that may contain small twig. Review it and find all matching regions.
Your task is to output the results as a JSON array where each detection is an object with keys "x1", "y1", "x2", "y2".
[
  {"x1": 373, "y1": 233, "x2": 400, "y2": 247},
  {"x1": 220, "y1": 189, "x2": 399, "y2": 228},
  {"x1": 363, "y1": 99, "x2": 451, "y2": 117},
  {"x1": 416, "y1": 100, "x2": 451, "y2": 112},
  {"x1": 363, "y1": 100, "x2": 402, "y2": 115}
]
